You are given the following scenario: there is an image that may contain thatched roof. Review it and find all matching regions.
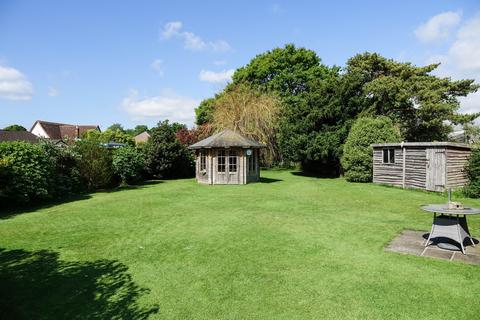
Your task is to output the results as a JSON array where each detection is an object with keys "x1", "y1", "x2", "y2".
[{"x1": 188, "y1": 129, "x2": 265, "y2": 149}]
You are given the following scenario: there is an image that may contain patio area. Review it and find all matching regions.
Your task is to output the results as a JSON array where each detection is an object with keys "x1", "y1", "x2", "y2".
[{"x1": 386, "y1": 230, "x2": 480, "y2": 264}]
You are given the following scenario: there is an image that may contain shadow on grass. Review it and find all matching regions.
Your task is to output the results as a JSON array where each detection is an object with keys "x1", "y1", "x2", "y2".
[
  {"x1": 0, "y1": 248, "x2": 159, "y2": 320},
  {"x1": 259, "y1": 177, "x2": 283, "y2": 183},
  {"x1": 0, "y1": 180, "x2": 164, "y2": 220},
  {"x1": 290, "y1": 171, "x2": 339, "y2": 179}
]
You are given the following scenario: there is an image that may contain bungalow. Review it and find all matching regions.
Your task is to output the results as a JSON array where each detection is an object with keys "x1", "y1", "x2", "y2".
[{"x1": 30, "y1": 120, "x2": 100, "y2": 141}]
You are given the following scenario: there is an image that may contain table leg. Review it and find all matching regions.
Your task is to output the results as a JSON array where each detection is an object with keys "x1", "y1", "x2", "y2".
[
  {"x1": 425, "y1": 212, "x2": 436, "y2": 247},
  {"x1": 456, "y1": 215, "x2": 466, "y2": 254}
]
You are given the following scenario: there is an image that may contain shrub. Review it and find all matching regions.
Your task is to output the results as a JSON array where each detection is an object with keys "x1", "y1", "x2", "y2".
[
  {"x1": 144, "y1": 120, "x2": 194, "y2": 179},
  {"x1": 112, "y1": 146, "x2": 145, "y2": 185},
  {"x1": 0, "y1": 142, "x2": 53, "y2": 203},
  {"x1": 74, "y1": 140, "x2": 113, "y2": 190},
  {"x1": 39, "y1": 140, "x2": 83, "y2": 197},
  {"x1": 341, "y1": 117, "x2": 401, "y2": 182},
  {"x1": 464, "y1": 147, "x2": 480, "y2": 198}
]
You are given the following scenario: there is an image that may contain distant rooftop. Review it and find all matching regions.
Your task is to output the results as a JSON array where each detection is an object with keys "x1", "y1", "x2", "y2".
[
  {"x1": 0, "y1": 130, "x2": 39, "y2": 143},
  {"x1": 372, "y1": 142, "x2": 471, "y2": 149},
  {"x1": 188, "y1": 129, "x2": 265, "y2": 149}
]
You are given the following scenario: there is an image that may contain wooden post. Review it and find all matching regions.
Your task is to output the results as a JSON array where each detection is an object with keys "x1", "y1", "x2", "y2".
[{"x1": 402, "y1": 142, "x2": 406, "y2": 189}]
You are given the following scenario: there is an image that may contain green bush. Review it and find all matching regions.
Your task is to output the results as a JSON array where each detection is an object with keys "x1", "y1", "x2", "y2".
[
  {"x1": 341, "y1": 117, "x2": 401, "y2": 182},
  {"x1": 112, "y1": 146, "x2": 145, "y2": 185},
  {"x1": 74, "y1": 140, "x2": 114, "y2": 190},
  {"x1": 144, "y1": 120, "x2": 194, "y2": 179},
  {"x1": 464, "y1": 148, "x2": 480, "y2": 198},
  {"x1": 0, "y1": 142, "x2": 53, "y2": 203},
  {"x1": 39, "y1": 140, "x2": 83, "y2": 197}
]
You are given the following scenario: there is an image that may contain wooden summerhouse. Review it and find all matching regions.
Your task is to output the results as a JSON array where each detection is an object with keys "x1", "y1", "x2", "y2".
[
  {"x1": 372, "y1": 142, "x2": 471, "y2": 192},
  {"x1": 188, "y1": 129, "x2": 265, "y2": 185}
]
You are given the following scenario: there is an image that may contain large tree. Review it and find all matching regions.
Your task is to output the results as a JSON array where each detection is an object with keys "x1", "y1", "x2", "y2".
[
  {"x1": 346, "y1": 52, "x2": 479, "y2": 141},
  {"x1": 212, "y1": 84, "x2": 281, "y2": 165}
]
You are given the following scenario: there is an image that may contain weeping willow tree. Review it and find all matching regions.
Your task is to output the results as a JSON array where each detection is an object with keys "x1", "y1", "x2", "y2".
[{"x1": 212, "y1": 84, "x2": 281, "y2": 166}]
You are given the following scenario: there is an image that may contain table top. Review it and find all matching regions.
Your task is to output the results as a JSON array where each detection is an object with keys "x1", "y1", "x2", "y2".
[{"x1": 421, "y1": 204, "x2": 480, "y2": 215}]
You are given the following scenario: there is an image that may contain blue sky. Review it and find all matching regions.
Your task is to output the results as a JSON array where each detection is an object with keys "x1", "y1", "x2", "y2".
[{"x1": 1, "y1": 0, "x2": 480, "y2": 130}]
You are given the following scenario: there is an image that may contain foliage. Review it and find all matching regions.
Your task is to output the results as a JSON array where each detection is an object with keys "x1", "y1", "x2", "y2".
[
  {"x1": 144, "y1": 120, "x2": 194, "y2": 179},
  {"x1": 3, "y1": 124, "x2": 27, "y2": 131},
  {"x1": 39, "y1": 140, "x2": 83, "y2": 196},
  {"x1": 176, "y1": 127, "x2": 201, "y2": 146},
  {"x1": 195, "y1": 98, "x2": 216, "y2": 125},
  {"x1": 232, "y1": 43, "x2": 331, "y2": 97},
  {"x1": 341, "y1": 117, "x2": 401, "y2": 182},
  {"x1": 212, "y1": 84, "x2": 282, "y2": 166},
  {"x1": 83, "y1": 129, "x2": 134, "y2": 146},
  {"x1": 125, "y1": 125, "x2": 149, "y2": 137},
  {"x1": 464, "y1": 147, "x2": 480, "y2": 198},
  {"x1": 0, "y1": 142, "x2": 53, "y2": 203},
  {"x1": 112, "y1": 146, "x2": 145, "y2": 185},
  {"x1": 74, "y1": 140, "x2": 114, "y2": 190},
  {"x1": 278, "y1": 71, "x2": 367, "y2": 175},
  {"x1": 346, "y1": 52, "x2": 479, "y2": 141},
  {"x1": 107, "y1": 123, "x2": 125, "y2": 132}
]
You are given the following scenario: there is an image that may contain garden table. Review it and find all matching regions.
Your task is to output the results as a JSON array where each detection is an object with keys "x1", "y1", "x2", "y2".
[{"x1": 421, "y1": 204, "x2": 480, "y2": 254}]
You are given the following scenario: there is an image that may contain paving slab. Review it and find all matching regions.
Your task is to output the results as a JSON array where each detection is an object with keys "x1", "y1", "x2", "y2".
[{"x1": 386, "y1": 230, "x2": 480, "y2": 264}]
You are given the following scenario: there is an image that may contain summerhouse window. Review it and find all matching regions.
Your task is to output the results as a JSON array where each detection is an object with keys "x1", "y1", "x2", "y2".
[
  {"x1": 229, "y1": 151, "x2": 237, "y2": 173},
  {"x1": 383, "y1": 148, "x2": 395, "y2": 164},
  {"x1": 217, "y1": 150, "x2": 226, "y2": 173},
  {"x1": 200, "y1": 151, "x2": 206, "y2": 171},
  {"x1": 248, "y1": 151, "x2": 255, "y2": 172}
]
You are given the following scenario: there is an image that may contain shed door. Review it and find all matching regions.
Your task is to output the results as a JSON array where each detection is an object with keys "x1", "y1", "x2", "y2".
[{"x1": 426, "y1": 148, "x2": 446, "y2": 192}]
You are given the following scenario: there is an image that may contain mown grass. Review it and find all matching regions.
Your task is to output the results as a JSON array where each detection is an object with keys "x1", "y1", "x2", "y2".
[{"x1": 1, "y1": 170, "x2": 479, "y2": 319}]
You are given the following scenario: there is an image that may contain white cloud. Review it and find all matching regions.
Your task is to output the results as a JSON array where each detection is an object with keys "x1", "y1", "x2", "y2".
[
  {"x1": 160, "y1": 21, "x2": 231, "y2": 52},
  {"x1": 122, "y1": 89, "x2": 199, "y2": 125},
  {"x1": 415, "y1": 11, "x2": 461, "y2": 43},
  {"x1": 199, "y1": 69, "x2": 234, "y2": 83},
  {"x1": 47, "y1": 86, "x2": 59, "y2": 97},
  {"x1": 422, "y1": 13, "x2": 480, "y2": 115},
  {"x1": 150, "y1": 59, "x2": 164, "y2": 76},
  {"x1": 0, "y1": 65, "x2": 33, "y2": 100}
]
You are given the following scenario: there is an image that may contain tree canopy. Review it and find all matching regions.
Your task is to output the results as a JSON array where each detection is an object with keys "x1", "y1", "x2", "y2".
[{"x1": 3, "y1": 124, "x2": 27, "y2": 131}]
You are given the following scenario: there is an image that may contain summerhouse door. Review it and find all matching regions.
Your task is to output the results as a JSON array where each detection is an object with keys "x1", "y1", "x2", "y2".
[{"x1": 426, "y1": 148, "x2": 446, "y2": 192}]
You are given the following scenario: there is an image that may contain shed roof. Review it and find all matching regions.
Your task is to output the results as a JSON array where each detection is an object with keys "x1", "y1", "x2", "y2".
[
  {"x1": 371, "y1": 142, "x2": 471, "y2": 149},
  {"x1": 188, "y1": 129, "x2": 265, "y2": 149}
]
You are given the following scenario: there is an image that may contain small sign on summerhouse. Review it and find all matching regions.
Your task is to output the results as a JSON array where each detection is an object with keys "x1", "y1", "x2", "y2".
[{"x1": 188, "y1": 129, "x2": 265, "y2": 185}]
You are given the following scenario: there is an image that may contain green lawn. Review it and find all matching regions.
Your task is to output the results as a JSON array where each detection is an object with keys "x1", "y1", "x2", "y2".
[{"x1": 1, "y1": 170, "x2": 480, "y2": 319}]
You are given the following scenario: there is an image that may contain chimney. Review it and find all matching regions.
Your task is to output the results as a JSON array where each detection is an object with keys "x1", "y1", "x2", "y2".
[{"x1": 76, "y1": 125, "x2": 79, "y2": 138}]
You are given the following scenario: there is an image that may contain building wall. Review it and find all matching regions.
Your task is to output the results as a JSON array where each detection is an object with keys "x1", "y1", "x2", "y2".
[
  {"x1": 246, "y1": 149, "x2": 260, "y2": 183},
  {"x1": 446, "y1": 147, "x2": 470, "y2": 188},
  {"x1": 404, "y1": 147, "x2": 427, "y2": 189},
  {"x1": 30, "y1": 123, "x2": 49, "y2": 138},
  {"x1": 373, "y1": 145, "x2": 471, "y2": 191},
  {"x1": 373, "y1": 147, "x2": 404, "y2": 187},
  {"x1": 194, "y1": 148, "x2": 262, "y2": 184}
]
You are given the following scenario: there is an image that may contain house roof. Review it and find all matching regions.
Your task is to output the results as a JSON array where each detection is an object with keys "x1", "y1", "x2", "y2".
[
  {"x1": 134, "y1": 131, "x2": 151, "y2": 142},
  {"x1": 188, "y1": 129, "x2": 265, "y2": 149},
  {"x1": 0, "y1": 130, "x2": 39, "y2": 143},
  {"x1": 371, "y1": 142, "x2": 472, "y2": 149},
  {"x1": 30, "y1": 120, "x2": 100, "y2": 140}
]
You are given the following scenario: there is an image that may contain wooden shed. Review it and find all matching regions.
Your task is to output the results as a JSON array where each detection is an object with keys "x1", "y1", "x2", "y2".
[
  {"x1": 188, "y1": 129, "x2": 265, "y2": 185},
  {"x1": 372, "y1": 142, "x2": 471, "y2": 192}
]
